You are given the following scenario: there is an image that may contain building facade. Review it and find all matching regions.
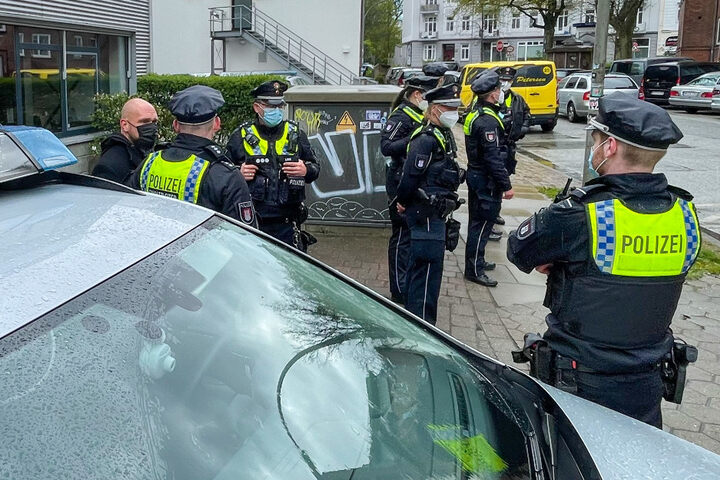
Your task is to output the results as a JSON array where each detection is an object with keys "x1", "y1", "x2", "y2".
[
  {"x1": 0, "y1": 0, "x2": 148, "y2": 140},
  {"x1": 396, "y1": 0, "x2": 679, "y2": 68},
  {"x1": 678, "y1": 0, "x2": 720, "y2": 62}
]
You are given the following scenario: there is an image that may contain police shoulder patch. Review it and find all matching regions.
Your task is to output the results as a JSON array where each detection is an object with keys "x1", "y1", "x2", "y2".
[
  {"x1": 415, "y1": 154, "x2": 429, "y2": 169},
  {"x1": 238, "y1": 201, "x2": 255, "y2": 225},
  {"x1": 516, "y1": 215, "x2": 536, "y2": 241},
  {"x1": 484, "y1": 131, "x2": 496, "y2": 142},
  {"x1": 385, "y1": 121, "x2": 396, "y2": 132}
]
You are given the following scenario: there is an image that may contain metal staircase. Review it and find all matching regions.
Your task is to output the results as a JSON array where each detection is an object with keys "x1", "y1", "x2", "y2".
[{"x1": 209, "y1": 4, "x2": 359, "y2": 85}]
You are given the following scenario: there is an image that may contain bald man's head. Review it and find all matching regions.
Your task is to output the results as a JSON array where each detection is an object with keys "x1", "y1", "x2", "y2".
[{"x1": 120, "y1": 98, "x2": 159, "y2": 145}]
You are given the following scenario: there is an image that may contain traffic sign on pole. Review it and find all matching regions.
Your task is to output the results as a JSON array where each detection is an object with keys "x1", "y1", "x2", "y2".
[
  {"x1": 506, "y1": 45, "x2": 515, "y2": 53},
  {"x1": 496, "y1": 41, "x2": 504, "y2": 52}
]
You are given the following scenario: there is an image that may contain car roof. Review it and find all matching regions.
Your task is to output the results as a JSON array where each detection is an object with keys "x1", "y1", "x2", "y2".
[{"x1": 0, "y1": 179, "x2": 213, "y2": 336}]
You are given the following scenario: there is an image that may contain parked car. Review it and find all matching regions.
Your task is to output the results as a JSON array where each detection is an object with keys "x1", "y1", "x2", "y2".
[
  {"x1": 556, "y1": 68, "x2": 582, "y2": 82},
  {"x1": 712, "y1": 84, "x2": 720, "y2": 112},
  {"x1": 384, "y1": 66, "x2": 403, "y2": 84},
  {"x1": 558, "y1": 72, "x2": 639, "y2": 122},
  {"x1": 642, "y1": 61, "x2": 720, "y2": 105},
  {"x1": 393, "y1": 67, "x2": 423, "y2": 86},
  {"x1": 668, "y1": 71, "x2": 720, "y2": 112},
  {"x1": 440, "y1": 70, "x2": 461, "y2": 87},
  {"x1": 460, "y1": 60, "x2": 559, "y2": 131},
  {"x1": 609, "y1": 57, "x2": 692, "y2": 86},
  {"x1": 3, "y1": 126, "x2": 720, "y2": 479}
]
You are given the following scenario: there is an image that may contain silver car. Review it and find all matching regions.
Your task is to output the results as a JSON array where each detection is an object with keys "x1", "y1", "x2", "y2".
[
  {"x1": 669, "y1": 72, "x2": 720, "y2": 112},
  {"x1": 558, "y1": 72, "x2": 639, "y2": 122},
  {"x1": 2, "y1": 126, "x2": 720, "y2": 479}
]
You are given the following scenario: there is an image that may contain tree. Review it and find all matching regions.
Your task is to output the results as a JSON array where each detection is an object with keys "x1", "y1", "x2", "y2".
[
  {"x1": 607, "y1": 0, "x2": 645, "y2": 59},
  {"x1": 456, "y1": 0, "x2": 576, "y2": 56},
  {"x1": 363, "y1": 0, "x2": 403, "y2": 65}
]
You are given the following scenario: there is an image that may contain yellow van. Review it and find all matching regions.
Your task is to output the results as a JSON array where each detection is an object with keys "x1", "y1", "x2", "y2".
[{"x1": 459, "y1": 60, "x2": 558, "y2": 132}]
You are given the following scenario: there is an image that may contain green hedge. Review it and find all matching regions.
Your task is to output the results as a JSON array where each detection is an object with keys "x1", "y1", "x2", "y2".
[{"x1": 91, "y1": 73, "x2": 285, "y2": 149}]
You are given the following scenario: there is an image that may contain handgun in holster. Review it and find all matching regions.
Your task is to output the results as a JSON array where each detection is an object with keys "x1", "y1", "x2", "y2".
[
  {"x1": 661, "y1": 340, "x2": 698, "y2": 404},
  {"x1": 512, "y1": 333, "x2": 547, "y2": 378}
]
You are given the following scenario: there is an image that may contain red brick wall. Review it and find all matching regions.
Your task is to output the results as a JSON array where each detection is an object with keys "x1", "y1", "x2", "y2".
[{"x1": 678, "y1": 0, "x2": 716, "y2": 61}]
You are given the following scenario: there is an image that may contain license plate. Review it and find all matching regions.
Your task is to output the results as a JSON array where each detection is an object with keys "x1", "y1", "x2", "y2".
[
  {"x1": 650, "y1": 91, "x2": 664, "y2": 96},
  {"x1": 682, "y1": 91, "x2": 699, "y2": 97}
]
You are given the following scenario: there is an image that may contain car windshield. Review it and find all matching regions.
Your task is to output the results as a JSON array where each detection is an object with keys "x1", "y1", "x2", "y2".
[
  {"x1": 0, "y1": 217, "x2": 531, "y2": 479},
  {"x1": 605, "y1": 76, "x2": 637, "y2": 89}
]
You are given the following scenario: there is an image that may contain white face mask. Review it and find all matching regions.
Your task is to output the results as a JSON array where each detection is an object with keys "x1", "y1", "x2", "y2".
[
  {"x1": 418, "y1": 100, "x2": 429, "y2": 112},
  {"x1": 497, "y1": 90, "x2": 505, "y2": 105},
  {"x1": 501, "y1": 81, "x2": 512, "y2": 92},
  {"x1": 438, "y1": 110, "x2": 459, "y2": 129}
]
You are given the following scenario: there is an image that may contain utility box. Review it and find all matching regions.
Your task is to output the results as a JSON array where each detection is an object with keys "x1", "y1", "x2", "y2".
[{"x1": 284, "y1": 85, "x2": 402, "y2": 226}]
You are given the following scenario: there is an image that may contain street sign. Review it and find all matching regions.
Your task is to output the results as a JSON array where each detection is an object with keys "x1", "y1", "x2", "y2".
[
  {"x1": 496, "y1": 41, "x2": 504, "y2": 52},
  {"x1": 632, "y1": 41, "x2": 639, "y2": 52},
  {"x1": 506, "y1": 45, "x2": 515, "y2": 53}
]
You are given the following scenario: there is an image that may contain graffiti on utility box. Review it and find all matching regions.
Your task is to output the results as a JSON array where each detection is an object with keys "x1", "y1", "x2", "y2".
[{"x1": 293, "y1": 104, "x2": 391, "y2": 224}]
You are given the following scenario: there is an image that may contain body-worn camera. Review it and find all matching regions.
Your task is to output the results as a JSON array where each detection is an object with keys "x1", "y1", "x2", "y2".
[{"x1": 661, "y1": 340, "x2": 698, "y2": 404}]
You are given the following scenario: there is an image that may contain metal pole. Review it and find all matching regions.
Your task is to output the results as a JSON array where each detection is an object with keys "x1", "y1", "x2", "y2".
[
  {"x1": 582, "y1": 0, "x2": 611, "y2": 184},
  {"x1": 312, "y1": 57, "x2": 316, "y2": 84}
]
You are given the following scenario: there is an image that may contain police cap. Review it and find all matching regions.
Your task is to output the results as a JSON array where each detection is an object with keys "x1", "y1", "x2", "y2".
[
  {"x1": 251, "y1": 80, "x2": 289, "y2": 105},
  {"x1": 471, "y1": 70, "x2": 501, "y2": 95},
  {"x1": 586, "y1": 92, "x2": 683, "y2": 150},
  {"x1": 168, "y1": 85, "x2": 225, "y2": 124},
  {"x1": 424, "y1": 84, "x2": 462, "y2": 107},
  {"x1": 405, "y1": 75, "x2": 439, "y2": 91},
  {"x1": 422, "y1": 62, "x2": 449, "y2": 77},
  {"x1": 495, "y1": 66, "x2": 517, "y2": 81}
]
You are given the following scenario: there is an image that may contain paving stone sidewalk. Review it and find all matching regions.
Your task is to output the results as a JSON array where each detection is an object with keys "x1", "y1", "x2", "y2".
[{"x1": 307, "y1": 127, "x2": 720, "y2": 455}]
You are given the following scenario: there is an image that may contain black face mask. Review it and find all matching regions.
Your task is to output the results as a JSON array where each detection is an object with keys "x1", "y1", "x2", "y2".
[{"x1": 133, "y1": 123, "x2": 158, "y2": 151}]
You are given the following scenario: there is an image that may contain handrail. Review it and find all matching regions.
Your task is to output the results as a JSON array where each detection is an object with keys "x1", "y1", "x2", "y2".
[{"x1": 209, "y1": 4, "x2": 359, "y2": 85}]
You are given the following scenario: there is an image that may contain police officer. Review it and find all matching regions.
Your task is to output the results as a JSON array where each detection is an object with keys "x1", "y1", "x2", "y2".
[
  {"x1": 396, "y1": 84, "x2": 464, "y2": 324},
  {"x1": 507, "y1": 93, "x2": 699, "y2": 428},
  {"x1": 496, "y1": 66, "x2": 530, "y2": 226},
  {"x1": 127, "y1": 85, "x2": 256, "y2": 226},
  {"x1": 382, "y1": 75, "x2": 438, "y2": 303},
  {"x1": 227, "y1": 80, "x2": 320, "y2": 250},
  {"x1": 463, "y1": 71, "x2": 514, "y2": 287}
]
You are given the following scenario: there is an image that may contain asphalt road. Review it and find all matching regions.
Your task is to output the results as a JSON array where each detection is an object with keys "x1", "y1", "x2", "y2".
[{"x1": 518, "y1": 109, "x2": 720, "y2": 235}]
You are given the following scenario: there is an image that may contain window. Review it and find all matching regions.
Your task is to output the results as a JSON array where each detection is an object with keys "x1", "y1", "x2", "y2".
[
  {"x1": 632, "y1": 38, "x2": 650, "y2": 58},
  {"x1": 556, "y1": 10, "x2": 569, "y2": 31},
  {"x1": 426, "y1": 0, "x2": 438, "y2": 4},
  {"x1": 564, "y1": 77, "x2": 578, "y2": 89},
  {"x1": 717, "y1": 18, "x2": 720, "y2": 45},
  {"x1": 425, "y1": 16, "x2": 437, "y2": 33},
  {"x1": 584, "y1": 8, "x2": 595, "y2": 23},
  {"x1": 517, "y1": 41, "x2": 544, "y2": 60},
  {"x1": 483, "y1": 14, "x2": 497, "y2": 33},
  {"x1": 461, "y1": 16, "x2": 471, "y2": 32},
  {"x1": 423, "y1": 44, "x2": 436, "y2": 61},
  {"x1": 1, "y1": 24, "x2": 129, "y2": 135},
  {"x1": 511, "y1": 11, "x2": 521, "y2": 29},
  {"x1": 446, "y1": 16, "x2": 454, "y2": 32},
  {"x1": 575, "y1": 77, "x2": 588, "y2": 90},
  {"x1": 460, "y1": 43, "x2": 470, "y2": 61},
  {"x1": 636, "y1": 8, "x2": 644, "y2": 26},
  {"x1": 31, "y1": 33, "x2": 51, "y2": 58}
]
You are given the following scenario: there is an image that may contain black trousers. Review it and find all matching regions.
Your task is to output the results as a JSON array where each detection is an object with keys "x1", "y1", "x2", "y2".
[
  {"x1": 465, "y1": 197, "x2": 501, "y2": 277},
  {"x1": 259, "y1": 221, "x2": 296, "y2": 249},
  {"x1": 557, "y1": 369, "x2": 664, "y2": 428},
  {"x1": 405, "y1": 238, "x2": 445, "y2": 325},
  {"x1": 388, "y1": 215, "x2": 411, "y2": 301}
]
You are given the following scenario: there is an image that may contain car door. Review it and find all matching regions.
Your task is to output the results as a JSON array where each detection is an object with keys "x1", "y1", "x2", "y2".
[
  {"x1": 558, "y1": 76, "x2": 577, "y2": 113},
  {"x1": 572, "y1": 76, "x2": 589, "y2": 115}
]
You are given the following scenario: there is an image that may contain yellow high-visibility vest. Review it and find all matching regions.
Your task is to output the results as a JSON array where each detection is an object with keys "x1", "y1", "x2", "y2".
[
  {"x1": 588, "y1": 198, "x2": 700, "y2": 276},
  {"x1": 240, "y1": 122, "x2": 298, "y2": 157},
  {"x1": 139, "y1": 151, "x2": 209, "y2": 203}
]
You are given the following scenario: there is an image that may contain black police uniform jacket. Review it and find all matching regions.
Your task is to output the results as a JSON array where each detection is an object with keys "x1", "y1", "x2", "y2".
[
  {"x1": 396, "y1": 124, "x2": 463, "y2": 239},
  {"x1": 464, "y1": 101, "x2": 511, "y2": 202},
  {"x1": 381, "y1": 100, "x2": 425, "y2": 201},
  {"x1": 227, "y1": 119, "x2": 320, "y2": 220},
  {"x1": 507, "y1": 173, "x2": 697, "y2": 373},
  {"x1": 93, "y1": 133, "x2": 149, "y2": 184},
  {"x1": 126, "y1": 133, "x2": 256, "y2": 226},
  {"x1": 501, "y1": 90, "x2": 531, "y2": 175}
]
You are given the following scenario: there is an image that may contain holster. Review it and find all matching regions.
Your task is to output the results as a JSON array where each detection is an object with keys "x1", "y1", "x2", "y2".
[
  {"x1": 661, "y1": 340, "x2": 698, "y2": 404},
  {"x1": 512, "y1": 333, "x2": 577, "y2": 393}
]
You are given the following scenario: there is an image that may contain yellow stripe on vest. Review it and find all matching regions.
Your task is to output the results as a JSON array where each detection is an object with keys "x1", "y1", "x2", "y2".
[{"x1": 139, "y1": 151, "x2": 209, "y2": 203}]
